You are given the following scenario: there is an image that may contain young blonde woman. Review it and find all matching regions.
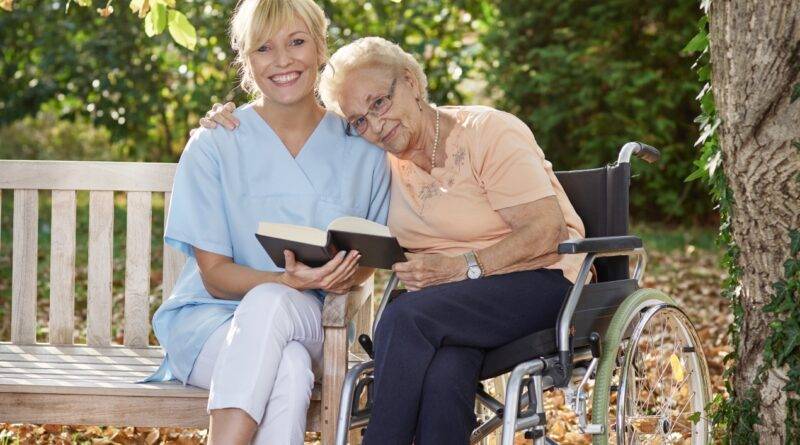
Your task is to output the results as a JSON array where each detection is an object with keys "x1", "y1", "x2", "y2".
[{"x1": 145, "y1": 2, "x2": 390, "y2": 445}]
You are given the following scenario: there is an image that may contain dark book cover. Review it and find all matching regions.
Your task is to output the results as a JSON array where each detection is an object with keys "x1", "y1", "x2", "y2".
[
  {"x1": 255, "y1": 232, "x2": 406, "y2": 270},
  {"x1": 329, "y1": 230, "x2": 407, "y2": 270},
  {"x1": 255, "y1": 233, "x2": 338, "y2": 268}
]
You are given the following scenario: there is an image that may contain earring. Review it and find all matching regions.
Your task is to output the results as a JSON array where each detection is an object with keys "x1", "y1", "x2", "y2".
[{"x1": 416, "y1": 97, "x2": 422, "y2": 111}]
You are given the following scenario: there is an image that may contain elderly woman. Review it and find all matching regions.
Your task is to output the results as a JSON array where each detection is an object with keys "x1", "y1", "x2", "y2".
[{"x1": 202, "y1": 37, "x2": 585, "y2": 445}]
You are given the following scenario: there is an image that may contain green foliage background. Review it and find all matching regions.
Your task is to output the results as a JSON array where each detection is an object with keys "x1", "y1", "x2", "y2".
[
  {"x1": 483, "y1": 0, "x2": 708, "y2": 222},
  {"x1": 0, "y1": 0, "x2": 711, "y2": 223}
]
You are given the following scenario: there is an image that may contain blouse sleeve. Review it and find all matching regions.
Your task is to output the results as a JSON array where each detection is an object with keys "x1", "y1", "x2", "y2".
[
  {"x1": 164, "y1": 133, "x2": 233, "y2": 258},
  {"x1": 472, "y1": 110, "x2": 557, "y2": 210}
]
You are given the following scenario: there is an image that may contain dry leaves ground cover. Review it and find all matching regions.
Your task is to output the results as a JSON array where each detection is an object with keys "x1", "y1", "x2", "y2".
[{"x1": 0, "y1": 228, "x2": 731, "y2": 444}]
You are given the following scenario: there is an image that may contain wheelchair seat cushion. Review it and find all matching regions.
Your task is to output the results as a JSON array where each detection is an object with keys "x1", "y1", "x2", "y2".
[
  {"x1": 479, "y1": 328, "x2": 557, "y2": 379},
  {"x1": 478, "y1": 279, "x2": 638, "y2": 380}
]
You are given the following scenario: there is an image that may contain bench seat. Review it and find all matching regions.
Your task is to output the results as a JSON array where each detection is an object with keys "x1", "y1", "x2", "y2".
[{"x1": 0, "y1": 344, "x2": 323, "y2": 429}]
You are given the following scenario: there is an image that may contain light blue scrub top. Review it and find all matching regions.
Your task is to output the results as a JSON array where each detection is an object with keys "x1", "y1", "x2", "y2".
[{"x1": 144, "y1": 103, "x2": 390, "y2": 383}]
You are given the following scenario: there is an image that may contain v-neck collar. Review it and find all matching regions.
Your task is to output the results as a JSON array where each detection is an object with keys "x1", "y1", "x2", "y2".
[
  {"x1": 246, "y1": 104, "x2": 330, "y2": 162},
  {"x1": 391, "y1": 108, "x2": 469, "y2": 215}
]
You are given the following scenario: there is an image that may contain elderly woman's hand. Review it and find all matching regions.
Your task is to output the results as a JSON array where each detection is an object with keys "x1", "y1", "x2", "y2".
[{"x1": 392, "y1": 253, "x2": 466, "y2": 291}]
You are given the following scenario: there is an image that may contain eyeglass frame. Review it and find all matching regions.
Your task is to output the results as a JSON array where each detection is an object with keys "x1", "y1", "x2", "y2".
[{"x1": 345, "y1": 78, "x2": 398, "y2": 137}]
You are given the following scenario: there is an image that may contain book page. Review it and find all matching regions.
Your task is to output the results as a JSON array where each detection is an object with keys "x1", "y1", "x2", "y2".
[
  {"x1": 328, "y1": 216, "x2": 393, "y2": 237},
  {"x1": 257, "y1": 222, "x2": 328, "y2": 246}
]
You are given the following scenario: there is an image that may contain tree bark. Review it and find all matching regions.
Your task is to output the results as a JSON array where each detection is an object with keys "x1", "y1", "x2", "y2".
[{"x1": 709, "y1": 1, "x2": 800, "y2": 441}]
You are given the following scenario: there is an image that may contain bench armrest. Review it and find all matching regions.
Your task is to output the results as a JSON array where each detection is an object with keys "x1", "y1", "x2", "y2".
[
  {"x1": 557, "y1": 236, "x2": 643, "y2": 255},
  {"x1": 321, "y1": 276, "x2": 375, "y2": 328}
]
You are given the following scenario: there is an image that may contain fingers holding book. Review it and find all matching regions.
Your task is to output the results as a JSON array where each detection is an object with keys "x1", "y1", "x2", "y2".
[
  {"x1": 320, "y1": 249, "x2": 362, "y2": 294},
  {"x1": 279, "y1": 249, "x2": 362, "y2": 293}
]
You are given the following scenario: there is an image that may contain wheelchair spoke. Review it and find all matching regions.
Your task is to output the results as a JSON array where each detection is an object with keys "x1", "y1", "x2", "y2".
[{"x1": 665, "y1": 390, "x2": 696, "y2": 439}]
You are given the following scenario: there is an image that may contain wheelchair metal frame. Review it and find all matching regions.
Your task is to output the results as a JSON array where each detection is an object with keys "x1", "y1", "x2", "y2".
[{"x1": 334, "y1": 142, "x2": 663, "y2": 445}]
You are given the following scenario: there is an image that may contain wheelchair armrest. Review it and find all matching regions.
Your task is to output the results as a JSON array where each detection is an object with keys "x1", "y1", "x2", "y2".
[{"x1": 557, "y1": 236, "x2": 643, "y2": 255}]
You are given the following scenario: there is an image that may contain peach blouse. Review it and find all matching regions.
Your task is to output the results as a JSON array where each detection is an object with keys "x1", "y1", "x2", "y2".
[{"x1": 386, "y1": 106, "x2": 586, "y2": 283}]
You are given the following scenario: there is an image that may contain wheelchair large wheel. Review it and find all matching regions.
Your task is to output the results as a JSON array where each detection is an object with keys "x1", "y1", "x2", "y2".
[{"x1": 591, "y1": 288, "x2": 712, "y2": 445}]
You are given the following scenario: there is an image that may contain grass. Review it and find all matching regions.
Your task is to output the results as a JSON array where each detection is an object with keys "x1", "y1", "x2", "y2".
[{"x1": 632, "y1": 221, "x2": 717, "y2": 252}]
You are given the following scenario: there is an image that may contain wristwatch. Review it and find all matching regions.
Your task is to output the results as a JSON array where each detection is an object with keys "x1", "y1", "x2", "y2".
[{"x1": 464, "y1": 251, "x2": 483, "y2": 279}]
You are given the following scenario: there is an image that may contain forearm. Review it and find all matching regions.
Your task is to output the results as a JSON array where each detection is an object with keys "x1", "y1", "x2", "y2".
[
  {"x1": 200, "y1": 261, "x2": 283, "y2": 300},
  {"x1": 476, "y1": 217, "x2": 567, "y2": 277}
]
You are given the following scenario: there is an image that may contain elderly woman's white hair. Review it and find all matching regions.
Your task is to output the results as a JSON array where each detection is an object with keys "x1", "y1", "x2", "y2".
[{"x1": 319, "y1": 37, "x2": 429, "y2": 116}]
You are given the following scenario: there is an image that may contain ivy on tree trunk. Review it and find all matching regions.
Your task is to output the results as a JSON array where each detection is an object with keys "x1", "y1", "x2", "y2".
[{"x1": 696, "y1": 0, "x2": 800, "y2": 442}]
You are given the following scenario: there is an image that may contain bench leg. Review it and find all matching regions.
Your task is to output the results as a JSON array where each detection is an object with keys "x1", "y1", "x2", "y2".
[{"x1": 322, "y1": 326, "x2": 347, "y2": 445}]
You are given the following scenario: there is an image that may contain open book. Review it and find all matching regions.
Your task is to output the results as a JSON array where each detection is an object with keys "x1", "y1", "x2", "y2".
[{"x1": 255, "y1": 216, "x2": 406, "y2": 270}]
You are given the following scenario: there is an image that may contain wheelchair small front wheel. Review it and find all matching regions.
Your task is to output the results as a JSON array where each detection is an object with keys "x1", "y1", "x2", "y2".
[{"x1": 590, "y1": 289, "x2": 712, "y2": 445}]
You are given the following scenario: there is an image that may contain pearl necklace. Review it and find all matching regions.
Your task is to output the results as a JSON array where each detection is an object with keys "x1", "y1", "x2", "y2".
[{"x1": 430, "y1": 108, "x2": 440, "y2": 169}]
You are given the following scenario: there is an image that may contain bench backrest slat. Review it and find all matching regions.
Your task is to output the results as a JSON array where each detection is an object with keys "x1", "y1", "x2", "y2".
[
  {"x1": 86, "y1": 190, "x2": 116, "y2": 347},
  {"x1": 2, "y1": 160, "x2": 182, "y2": 348},
  {"x1": 123, "y1": 191, "x2": 152, "y2": 348},
  {"x1": 0, "y1": 160, "x2": 175, "y2": 192},
  {"x1": 161, "y1": 192, "x2": 186, "y2": 303},
  {"x1": 11, "y1": 190, "x2": 39, "y2": 345},
  {"x1": 49, "y1": 190, "x2": 77, "y2": 345}
]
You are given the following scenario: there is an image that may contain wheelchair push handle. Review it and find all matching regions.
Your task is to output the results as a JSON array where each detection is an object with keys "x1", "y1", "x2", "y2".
[{"x1": 617, "y1": 141, "x2": 661, "y2": 164}]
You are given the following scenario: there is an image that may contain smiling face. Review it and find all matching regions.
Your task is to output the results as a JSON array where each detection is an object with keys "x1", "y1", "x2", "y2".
[
  {"x1": 338, "y1": 66, "x2": 425, "y2": 158},
  {"x1": 245, "y1": 17, "x2": 320, "y2": 107}
]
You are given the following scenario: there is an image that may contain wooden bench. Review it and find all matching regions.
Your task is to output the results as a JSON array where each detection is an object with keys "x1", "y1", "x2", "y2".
[{"x1": 0, "y1": 160, "x2": 374, "y2": 444}]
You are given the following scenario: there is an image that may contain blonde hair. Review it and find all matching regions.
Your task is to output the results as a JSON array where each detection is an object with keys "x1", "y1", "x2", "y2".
[
  {"x1": 319, "y1": 36, "x2": 428, "y2": 116},
  {"x1": 230, "y1": 0, "x2": 328, "y2": 96}
]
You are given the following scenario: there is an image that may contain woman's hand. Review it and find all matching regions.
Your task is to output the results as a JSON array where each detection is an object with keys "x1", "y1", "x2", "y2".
[
  {"x1": 392, "y1": 253, "x2": 466, "y2": 291},
  {"x1": 280, "y1": 249, "x2": 362, "y2": 294},
  {"x1": 198, "y1": 101, "x2": 240, "y2": 130}
]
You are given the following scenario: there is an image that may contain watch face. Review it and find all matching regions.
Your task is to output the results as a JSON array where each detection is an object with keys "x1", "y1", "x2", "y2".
[{"x1": 468, "y1": 266, "x2": 481, "y2": 279}]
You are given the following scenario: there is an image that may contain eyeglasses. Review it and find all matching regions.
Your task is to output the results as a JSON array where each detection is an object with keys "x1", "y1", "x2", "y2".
[{"x1": 345, "y1": 78, "x2": 397, "y2": 136}]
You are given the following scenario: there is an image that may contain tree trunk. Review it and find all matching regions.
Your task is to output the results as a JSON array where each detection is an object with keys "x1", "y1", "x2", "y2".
[{"x1": 709, "y1": 1, "x2": 800, "y2": 441}]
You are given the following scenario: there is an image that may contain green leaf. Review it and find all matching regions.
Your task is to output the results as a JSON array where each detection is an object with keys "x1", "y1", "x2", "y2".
[
  {"x1": 685, "y1": 166, "x2": 706, "y2": 182},
  {"x1": 697, "y1": 64, "x2": 711, "y2": 82},
  {"x1": 683, "y1": 32, "x2": 707, "y2": 53},
  {"x1": 144, "y1": 3, "x2": 167, "y2": 37},
  {"x1": 688, "y1": 411, "x2": 702, "y2": 424},
  {"x1": 777, "y1": 321, "x2": 800, "y2": 364},
  {"x1": 790, "y1": 229, "x2": 800, "y2": 256},
  {"x1": 167, "y1": 9, "x2": 196, "y2": 51},
  {"x1": 792, "y1": 83, "x2": 800, "y2": 103}
]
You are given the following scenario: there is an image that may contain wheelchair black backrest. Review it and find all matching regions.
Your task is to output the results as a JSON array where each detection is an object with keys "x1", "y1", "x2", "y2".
[{"x1": 554, "y1": 162, "x2": 631, "y2": 282}]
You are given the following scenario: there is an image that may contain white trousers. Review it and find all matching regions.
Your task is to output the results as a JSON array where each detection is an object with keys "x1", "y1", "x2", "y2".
[{"x1": 187, "y1": 282, "x2": 324, "y2": 445}]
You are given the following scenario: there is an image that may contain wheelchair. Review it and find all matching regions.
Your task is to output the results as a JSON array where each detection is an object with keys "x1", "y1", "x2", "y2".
[{"x1": 335, "y1": 142, "x2": 712, "y2": 445}]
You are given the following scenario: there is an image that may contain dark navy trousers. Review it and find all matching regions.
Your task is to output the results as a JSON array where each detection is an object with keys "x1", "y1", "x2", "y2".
[{"x1": 362, "y1": 268, "x2": 571, "y2": 445}]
